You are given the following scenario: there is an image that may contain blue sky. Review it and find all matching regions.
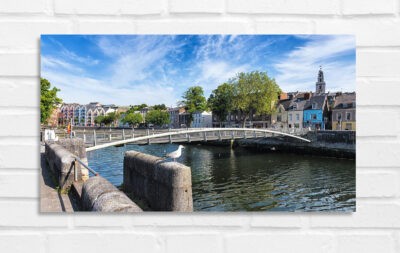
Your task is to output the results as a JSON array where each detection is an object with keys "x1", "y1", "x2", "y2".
[{"x1": 41, "y1": 34, "x2": 355, "y2": 107}]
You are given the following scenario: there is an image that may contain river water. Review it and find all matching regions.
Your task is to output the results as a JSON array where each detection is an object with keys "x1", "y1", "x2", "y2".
[{"x1": 87, "y1": 143, "x2": 355, "y2": 212}]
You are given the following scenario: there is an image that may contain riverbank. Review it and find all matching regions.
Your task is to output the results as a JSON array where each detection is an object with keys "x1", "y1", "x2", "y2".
[
  {"x1": 182, "y1": 130, "x2": 355, "y2": 159},
  {"x1": 235, "y1": 130, "x2": 355, "y2": 159}
]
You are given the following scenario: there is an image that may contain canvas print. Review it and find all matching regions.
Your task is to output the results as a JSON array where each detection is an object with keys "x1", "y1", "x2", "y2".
[{"x1": 40, "y1": 35, "x2": 356, "y2": 212}]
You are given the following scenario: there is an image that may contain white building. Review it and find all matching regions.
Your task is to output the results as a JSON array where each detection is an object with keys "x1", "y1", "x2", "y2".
[{"x1": 191, "y1": 111, "x2": 212, "y2": 128}]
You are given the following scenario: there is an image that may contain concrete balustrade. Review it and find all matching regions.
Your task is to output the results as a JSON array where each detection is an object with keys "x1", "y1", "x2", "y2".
[
  {"x1": 81, "y1": 176, "x2": 142, "y2": 212},
  {"x1": 123, "y1": 151, "x2": 193, "y2": 212}
]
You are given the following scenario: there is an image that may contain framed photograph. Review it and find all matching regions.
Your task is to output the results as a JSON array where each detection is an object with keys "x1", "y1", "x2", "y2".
[{"x1": 40, "y1": 35, "x2": 355, "y2": 212}]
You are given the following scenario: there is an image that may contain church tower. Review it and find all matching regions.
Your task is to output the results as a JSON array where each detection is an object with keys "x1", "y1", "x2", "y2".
[{"x1": 315, "y1": 66, "x2": 326, "y2": 94}]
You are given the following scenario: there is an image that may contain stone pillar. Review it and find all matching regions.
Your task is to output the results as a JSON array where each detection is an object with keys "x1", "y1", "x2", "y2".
[{"x1": 123, "y1": 151, "x2": 193, "y2": 212}]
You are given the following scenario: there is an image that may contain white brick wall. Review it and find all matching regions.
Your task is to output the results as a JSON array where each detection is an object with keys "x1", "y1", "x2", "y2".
[{"x1": 0, "y1": 0, "x2": 399, "y2": 252}]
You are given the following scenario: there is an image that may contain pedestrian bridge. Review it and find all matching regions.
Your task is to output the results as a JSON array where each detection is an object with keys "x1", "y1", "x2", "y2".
[{"x1": 85, "y1": 128, "x2": 311, "y2": 152}]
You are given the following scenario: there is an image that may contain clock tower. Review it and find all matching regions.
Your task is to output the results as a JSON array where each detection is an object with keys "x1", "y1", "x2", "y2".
[{"x1": 316, "y1": 66, "x2": 326, "y2": 94}]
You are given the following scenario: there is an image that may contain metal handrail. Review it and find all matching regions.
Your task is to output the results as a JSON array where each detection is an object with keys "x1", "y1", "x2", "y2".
[{"x1": 73, "y1": 156, "x2": 99, "y2": 181}]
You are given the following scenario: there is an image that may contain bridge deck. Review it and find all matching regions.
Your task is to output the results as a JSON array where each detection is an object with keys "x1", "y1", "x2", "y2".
[{"x1": 69, "y1": 128, "x2": 310, "y2": 152}]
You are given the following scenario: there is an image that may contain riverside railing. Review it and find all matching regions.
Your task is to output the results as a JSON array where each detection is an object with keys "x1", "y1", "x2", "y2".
[{"x1": 73, "y1": 156, "x2": 99, "y2": 182}]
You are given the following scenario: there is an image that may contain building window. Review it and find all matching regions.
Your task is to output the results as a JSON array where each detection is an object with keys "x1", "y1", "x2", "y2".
[
  {"x1": 289, "y1": 114, "x2": 292, "y2": 121},
  {"x1": 294, "y1": 123, "x2": 299, "y2": 128},
  {"x1": 346, "y1": 112, "x2": 351, "y2": 121},
  {"x1": 311, "y1": 114, "x2": 317, "y2": 120},
  {"x1": 312, "y1": 102, "x2": 317, "y2": 109},
  {"x1": 296, "y1": 114, "x2": 299, "y2": 121},
  {"x1": 337, "y1": 113, "x2": 342, "y2": 121},
  {"x1": 277, "y1": 115, "x2": 282, "y2": 122}
]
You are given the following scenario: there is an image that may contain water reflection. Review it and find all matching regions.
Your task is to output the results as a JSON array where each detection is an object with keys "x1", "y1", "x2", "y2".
[{"x1": 87, "y1": 143, "x2": 355, "y2": 212}]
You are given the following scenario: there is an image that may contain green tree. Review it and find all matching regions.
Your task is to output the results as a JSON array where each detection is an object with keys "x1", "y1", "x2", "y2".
[
  {"x1": 94, "y1": 115, "x2": 104, "y2": 125},
  {"x1": 102, "y1": 116, "x2": 114, "y2": 126},
  {"x1": 104, "y1": 112, "x2": 119, "y2": 126},
  {"x1": 231, "y1": 71, "x2": 281, "y2": 127},
  {"x1": 122, "y1": 112, "x2": 143, "y2": 127},
  {"x1": 145, "y1": 110, "x2": 170, "y2": 127},
  {"x1": 152, "y1": 104, "x2": 167, "y2": 111},
  {"x1": 127, "y1": 104, "x2": 148, "y2": 113},
  {"x1": 40, "y1": 78, "x2": 62, "y2": 124},
  {"x1": 181, "y1": 86, "x2": 207, "y2": 125},
  {"x1": 208, "y1": 83, "x2": 234, "y2": 127}
]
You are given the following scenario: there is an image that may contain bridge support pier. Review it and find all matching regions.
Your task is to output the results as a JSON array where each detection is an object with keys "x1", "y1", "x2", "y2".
[
  {"x1": 203, "y1": 132, "x2": 207, "y2": 142},
  {"x1": 187, "y1": 134, "x2": 191, "y2": 142},
  {"x1": 169, "y1": 134, "x2": 172, "y2": 144},
  {"x1": 93, "y1": 130, "x2": 97, "y2": 146},
  {"x1": 218, "y1": 130, "x2": 222, "y2": 141},
  {"x1": 122, "y1": 129, "x2": 126, "y2": 140}
]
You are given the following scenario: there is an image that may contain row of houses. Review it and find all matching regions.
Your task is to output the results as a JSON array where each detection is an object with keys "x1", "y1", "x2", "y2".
[
  {"x1": 273, "y1": 68, "x2": 355, "y2": 131},
  {"x1": 57, "y1": 102, "x2": 118, "y2": 126},
  {"x1": 50, "y1": 68, "x2": 355, "y2": 131},
  {"x1": 271, "y1": 91, "x2": 355, "y2": 131},
  {"x1": 167, "y1": 107, "x2": 212, "y2": 128},
  {"x1": 211, "y1": 68, "x2": 356, "y2": 131}
]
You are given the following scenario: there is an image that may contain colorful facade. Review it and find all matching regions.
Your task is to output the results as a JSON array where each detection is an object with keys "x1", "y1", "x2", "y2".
[
  {"x1": 331, "y1": 93, "x2": 356, "y2": 130},
  {"x1": 303, "y1": 95, "x2": 329, "y2": 130},
  {"x1": 59, "y1": 102, "x2": 118, "y2": 127}
]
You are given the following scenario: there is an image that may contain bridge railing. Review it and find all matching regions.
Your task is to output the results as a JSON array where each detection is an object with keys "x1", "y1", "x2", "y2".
[
  {"x1": 54, "y1": 127, "x2": 311, "y2": 150},
  {"x1": 83, "y1": 127, "x2": 311, "y2": 152}
]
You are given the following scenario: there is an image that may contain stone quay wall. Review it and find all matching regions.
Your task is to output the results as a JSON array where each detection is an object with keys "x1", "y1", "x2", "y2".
[
  {"x1": 237, "y1": 131, "x2": 355, "y2": 159},
  {"x1": 123, "y1": 151, "x2": 193, "y2": 212},
  {"x1": 81, "y1": 176, "x2": 142, "y2": 212}
]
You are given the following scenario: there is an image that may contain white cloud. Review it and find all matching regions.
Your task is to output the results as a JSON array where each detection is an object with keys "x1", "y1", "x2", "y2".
[
  {"x1": 194, "y1": 60, "x2": 250, "y2": 94},
  {"x1": 41, "y1": 56, "x2": 84, "y2": 73},
  {"x1": 48, "y1": 37, "x2": 99, "y2": 66},
  {"x1": 41, "y1": 35, "x2": 355, "y2": 107},
  {"x1": 42, "y1": 69, "x2": 180, "y2": 106},
  {"x1": 274, "y1": 35, "x2": 355, "y2": 92}
]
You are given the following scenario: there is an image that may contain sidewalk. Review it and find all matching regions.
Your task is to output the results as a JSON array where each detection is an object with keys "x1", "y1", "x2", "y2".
[{"x1": 40, "y1": 148, "x2": 74, "y2": 213}]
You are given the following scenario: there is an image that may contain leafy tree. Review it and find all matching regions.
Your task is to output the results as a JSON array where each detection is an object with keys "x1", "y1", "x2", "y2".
[
  {"x1": 152, "y1": 104, "x2": 167, "y2": 111},
  {"x1": 181, "y1": 86, "x2": 207, "y2": 125},
  {"x1": 208, "y1": 83, "x2": 234, "y2": 127},
  {"x1": 94, "y1": 115, "x2": 104, "y2": 125},
  {"x1": 40, "y1": 78, "x2": 62, "y2": 124},
  {"x1": 127, "y1": 104, "x2": 148, "y2": 113},
  {"x1": 102, "y1": 116, "x2": 114, "y2": 126},
  {"x1": 231, "y1": 71, "x2": 281, "y2": 127},
  {"x1": 122, "y1": 113, "x2": 143, "y2": 127},
  {"x1": 104, "y1": 112, "x2": 119, "y2": 126},
  {"x1": 145, "y1": 110, "x2": 170, "y2": 127}
]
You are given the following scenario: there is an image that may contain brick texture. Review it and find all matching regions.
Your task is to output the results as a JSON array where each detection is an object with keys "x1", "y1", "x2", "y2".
[{"x1": 0, "y1": 0, "x2": 400, "y2": 253}]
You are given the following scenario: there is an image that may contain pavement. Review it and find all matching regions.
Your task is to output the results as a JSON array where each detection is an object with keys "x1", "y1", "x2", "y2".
[{"x1": 40, "y1": 147, "x2": 75, "y2": 213}]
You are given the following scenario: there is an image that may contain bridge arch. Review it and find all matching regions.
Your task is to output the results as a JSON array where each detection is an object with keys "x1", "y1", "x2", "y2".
[{"x1": 86, "y1": 128, "x2": 311, "y2": 152}]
